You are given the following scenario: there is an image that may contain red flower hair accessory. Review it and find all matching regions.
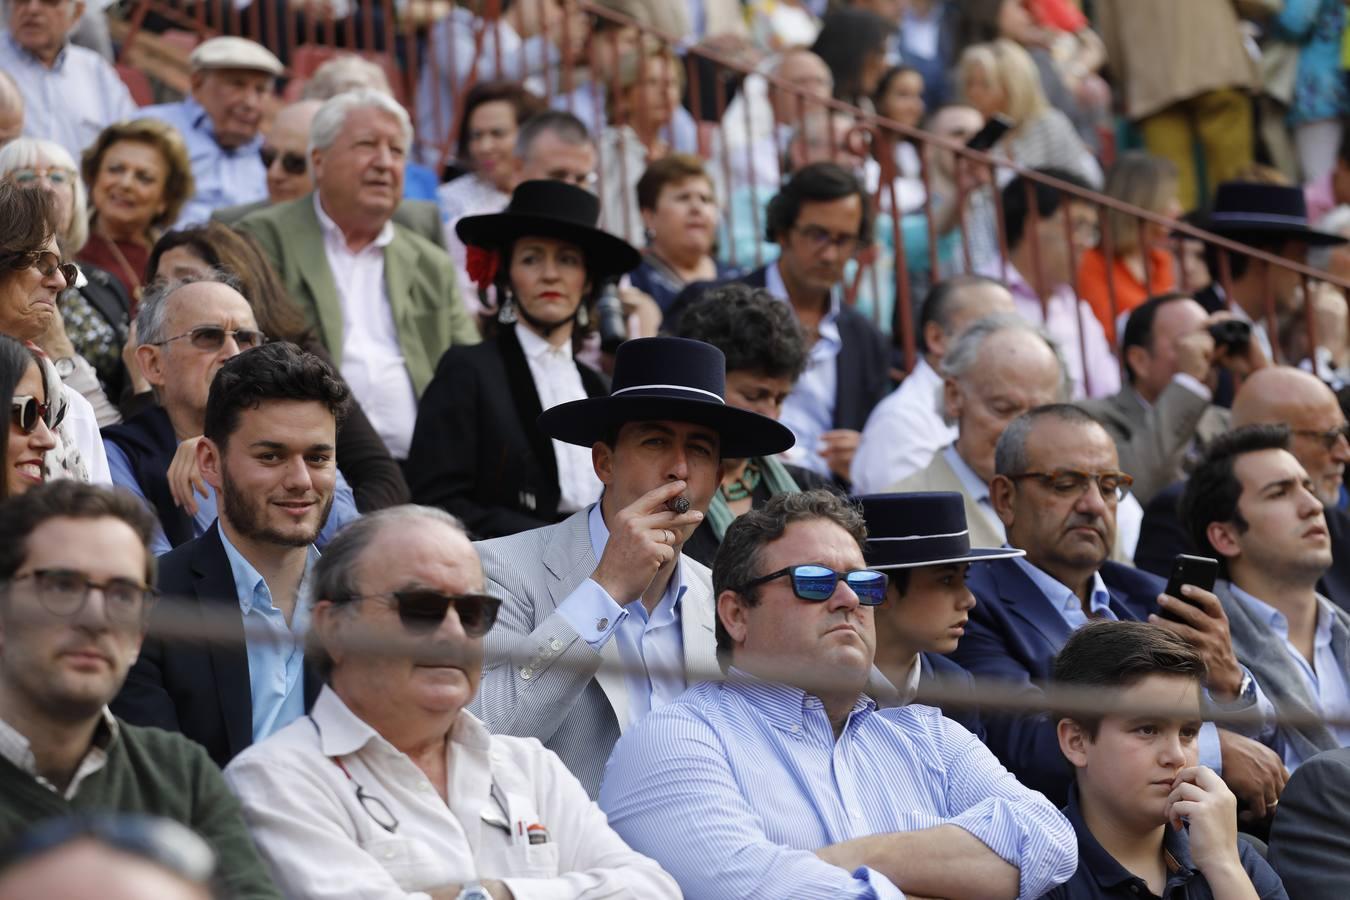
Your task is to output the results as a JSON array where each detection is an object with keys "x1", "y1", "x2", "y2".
[{"x1": 466, "y1": 246, "x2": 500, "y2": 289}]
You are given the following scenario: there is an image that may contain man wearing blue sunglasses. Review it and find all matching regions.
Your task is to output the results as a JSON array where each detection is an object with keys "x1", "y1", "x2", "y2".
[{"x1": 600, "y1": 489, "x2": 1077, "y2": 900}]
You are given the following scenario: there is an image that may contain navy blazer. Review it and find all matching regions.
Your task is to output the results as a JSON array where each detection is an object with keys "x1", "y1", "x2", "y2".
[
  {"x1": 951, "y1": 557, "x2": 1163, "y2": 805},
  {"x1": 111, "y1": 523, "x2": 320, "y2": 768},
  {"x1": 919, "y1": 651, "x2": 984, "y2": 739},
  {"x1": 666, "y1": 264, "x2": 891, "y2": 434}
]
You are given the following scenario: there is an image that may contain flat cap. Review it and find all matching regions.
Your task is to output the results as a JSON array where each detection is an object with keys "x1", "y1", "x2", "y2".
[{"x1": 189, "y1": 36, "x2": 283, "y2": 77}]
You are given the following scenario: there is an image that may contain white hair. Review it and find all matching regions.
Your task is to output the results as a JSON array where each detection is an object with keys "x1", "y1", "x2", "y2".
[
  {"x1": 937, "y1": 312, "x2": 1071, "y2": 425},
  {"x1": 0, "y1": 138, "x2": 89, "y2": 254},
  {"x1": 308, "y1": 89, "x2": 414, "y2": 157}
]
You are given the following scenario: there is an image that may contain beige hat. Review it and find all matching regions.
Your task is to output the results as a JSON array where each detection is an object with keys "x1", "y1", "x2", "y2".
[{"x1": 189, "y1": 37, "x2": 284, "y2": 77}]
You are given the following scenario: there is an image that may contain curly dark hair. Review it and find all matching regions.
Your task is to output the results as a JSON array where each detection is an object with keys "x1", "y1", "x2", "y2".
[
  {"x1": 675, "y1": 284, "x2": 807, "y2": 382},
  {"x1": 203, "y1": 341, "x2": 352, "y2": 449}
]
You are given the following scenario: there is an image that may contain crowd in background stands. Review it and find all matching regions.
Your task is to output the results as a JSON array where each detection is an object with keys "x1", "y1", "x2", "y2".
[{"x1": 8, "y1": 0, "x2": 1350, "y2": 897}]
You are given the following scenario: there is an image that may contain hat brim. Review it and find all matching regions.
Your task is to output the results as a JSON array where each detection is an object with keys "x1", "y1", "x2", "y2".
[
  {"x1": 1203, "y1": 220, "x2": 1348, "y2": 246},
  {"x1": 537, "y1": 394, "x2": 796, "y2": 459},
  {"x1": 456, "y1": 211, "x2": 642, "y2": 280},
  {"x1": 867, "y1": 546, "x2": 1025, "y2": 571}
]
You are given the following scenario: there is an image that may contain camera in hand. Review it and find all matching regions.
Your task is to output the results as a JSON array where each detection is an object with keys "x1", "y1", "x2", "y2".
[
  {"x1": 595, "y1": 281, "x2": 628, "y2": 354},
  {"x1": 1208, "y1": 318, "x2": 1252, "y2": 355}
]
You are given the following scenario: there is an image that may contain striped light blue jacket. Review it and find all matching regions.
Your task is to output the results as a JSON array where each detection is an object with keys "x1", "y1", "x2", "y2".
[{"x1": 599, "y1": 675, "x2": 1077, "y2": 899}]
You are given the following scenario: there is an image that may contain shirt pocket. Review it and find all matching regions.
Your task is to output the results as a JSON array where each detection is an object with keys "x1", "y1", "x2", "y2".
[
  {"x1": 358, "y1": 834, "x2": 448, "y2": 892},
  {"x1": 500, "y1": 842, "x2": 560, "y2": 877}
]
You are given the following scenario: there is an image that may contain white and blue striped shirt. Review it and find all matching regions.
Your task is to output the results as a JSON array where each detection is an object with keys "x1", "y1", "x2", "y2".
[{"x1": 599, "y1": 673, "x2": 1077, "y2": 899}]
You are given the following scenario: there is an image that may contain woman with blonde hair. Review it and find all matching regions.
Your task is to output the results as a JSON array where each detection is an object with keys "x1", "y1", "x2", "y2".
[
  {"x1": 1077, "y1": 151, "x2": 1182, "y2": 342},
  {"x1": 77, "y1": 118, "x2": 194, "y2": 302}
]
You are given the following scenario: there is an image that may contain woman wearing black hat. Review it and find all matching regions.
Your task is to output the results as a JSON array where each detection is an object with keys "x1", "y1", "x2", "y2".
[{"x1": 405, "y1": 180, "x2": 642, "y2": 538}]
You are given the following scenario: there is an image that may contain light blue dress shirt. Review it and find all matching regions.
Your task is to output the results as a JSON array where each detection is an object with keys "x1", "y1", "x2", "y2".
[
  {"x1": 219, "y1": 527, "x2": 316, "y2": 743},
  {"x1": 103, "y1": 441, "x2": 359, "y2": 556},
  {"x1": 765, "y1": 260, "x2": 842, "y2": 478},
  {"x1": 943, "y1": 444, "x2": 1007, "y2": 540},
  {"x1": 599, "y1": 673, "x2": 1078, "y2": 899},
  {"x1": 551, "y1": 504, "x2": 688, "y2": 727},
  {"x1": 1230, "y1": 584, "x2": 1350, "y2": 768},
  {"x1": 141, "y1": 97, "x2": 267, "y2": 226},
  {"x1": 0, "y1": 34, "x2": 137, "y2": 164}
]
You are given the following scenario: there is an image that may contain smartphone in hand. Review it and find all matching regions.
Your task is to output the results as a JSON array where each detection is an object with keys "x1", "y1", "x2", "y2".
[{"x1": 1160, "y1": 554, "x2": 1219, "y2": 622}]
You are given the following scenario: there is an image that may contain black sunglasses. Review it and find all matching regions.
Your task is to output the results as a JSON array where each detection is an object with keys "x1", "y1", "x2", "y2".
[
  {"x1": 352, "y1": 590, "x2": 502, "y2": 637},
  {"x1": 260, "y1": 145, "x2": 307, "y2": 176},
  {"x1": 11, "y1": 394, "x2": 63, "y2": 433},
  {"x1": 733, "y1": 564, "x2": 889, "y2": 606},
  {"x1": 32, "y1": 250, "x2": 78, "y2": 285},
  {"x1": 149, "y1": 324, "x2": 267, "y2": 352}
]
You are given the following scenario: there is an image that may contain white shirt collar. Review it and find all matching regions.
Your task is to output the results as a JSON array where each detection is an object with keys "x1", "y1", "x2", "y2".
[
  {"x1": 514, "y1": 320, "x2": 573, "y2": 362},
  {"x1": 0, "y1": 707, "x2": 120, "y2": 799},
  {"x1": 308, "y1": 684, "x2": 492, "y2": 759},
  {"x1": 313, "y1": 193, "x2": 396, "y2": 252}
]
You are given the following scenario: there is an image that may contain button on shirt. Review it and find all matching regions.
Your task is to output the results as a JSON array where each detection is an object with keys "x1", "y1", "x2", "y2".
[
  {"x1": 853, "y1": 357, "x2": 955, "y2": 493},
  {"x1": 219, "y1": 527, "x2": 317, "y2": 744},
  {"x1": 224, "y1": 687, "x2": 680, "y2": 900},
  {"x1": 766, "y1": 260, "x2": 843, "y2": 478},
  {"x1": 552, "y1": 504, "x2": 688, "y2": 728},
  {"x1": 0, "y1": 35, "x2": 136, "y2": 163},
  {"x1": 315, "y1": 195, "x2": 420, "y2": 459},
  {"x1": 514, "y1": 325, "x2": 603, "y2": 514},
  {"x1": 599, "y1": 674, "x2": 1078, "y2": 899},
  {"x1": 141, "y1": 98, "x2": 267, "y2": 226},
  {"x1": 1230, "y1": 584, "x2": 1350, "y2": 768}
]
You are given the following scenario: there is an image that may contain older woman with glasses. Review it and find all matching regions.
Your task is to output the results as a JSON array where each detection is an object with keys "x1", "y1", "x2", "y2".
[
  {"x1": 0, "y1": 183, "x2": 110, "y2": 484},
  {"x1": 0, "y1": 137, "x2": 140, "y2": 420},
  {"x1": 78, "y1": 119, "x2": 194, "y2": 303},
  {"x1": 0, "y1": 333, "x2": 58, "y2": 499}
]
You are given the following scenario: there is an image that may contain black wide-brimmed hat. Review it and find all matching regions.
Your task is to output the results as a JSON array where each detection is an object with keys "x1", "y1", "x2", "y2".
[
  {"x1": 859, "y1": 492, "x2": 1024, "y2": 570},
  {"x1": 455, "y1": 179, "x2": 642, "y2": 281},
  {"x1": 1204, "y1": 181, "x2": 1347, "y2": 246},
  {"x1": 537, "y1": 337, "x2": 796, "y2": 458}
]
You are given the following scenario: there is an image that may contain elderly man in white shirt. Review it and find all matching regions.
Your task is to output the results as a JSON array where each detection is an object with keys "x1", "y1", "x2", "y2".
[
  {"x1": 225, "y1": 505, "x2": 679, "y2": 900},
  {"x1": 852, "y1": 275, "x2": 1015, "y2": 493}
]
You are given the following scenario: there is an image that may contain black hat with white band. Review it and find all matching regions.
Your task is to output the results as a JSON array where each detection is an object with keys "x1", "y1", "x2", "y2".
[
  {"x1": 859, "y1": 492, "x2": 1025, "y2": 570},
  {"x1": 536, "y1": 336, "x2": 796, "y2": 458},
  {"x1": 1204, "y1": 181, "x2": 1347, "y2": 246}
]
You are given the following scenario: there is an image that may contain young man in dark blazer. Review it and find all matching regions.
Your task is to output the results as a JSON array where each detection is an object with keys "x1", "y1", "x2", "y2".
[
  {"x1": 113, "y1": 343, "x2": 351, "y2": 767},
  {"x1": 668, "y1": 162, "x2": 890, "y2": 486}
]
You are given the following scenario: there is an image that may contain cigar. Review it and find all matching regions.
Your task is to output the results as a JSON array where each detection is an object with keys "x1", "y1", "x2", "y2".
[{"x1": 666, "y1": 496, "x2": 691, "y2": 514}]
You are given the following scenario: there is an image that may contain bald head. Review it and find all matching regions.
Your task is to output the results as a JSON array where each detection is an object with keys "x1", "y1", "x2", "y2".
[
  {"x1": 1234, "y1": 366, "x2": 1350, "y2": 506},
  {"x1": 770, "y1": 49, "x2": 833, "y2": 125},
  {"x1": 263, "y1": 99, "x2": 321, "y2": 204},
  {"x1": 0, "y1": 70, "x2": 24, "y2": 148}
]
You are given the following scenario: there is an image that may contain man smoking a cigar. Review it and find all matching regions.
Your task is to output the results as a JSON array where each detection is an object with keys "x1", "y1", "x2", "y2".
[{"x1": 472, "y1": 337, "x2": 796, "y2": 796}]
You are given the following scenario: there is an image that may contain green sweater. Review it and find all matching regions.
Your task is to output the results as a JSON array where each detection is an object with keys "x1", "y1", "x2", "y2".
[{"x1": 0, "y1": 720, "x2": 281, "y2": 900}]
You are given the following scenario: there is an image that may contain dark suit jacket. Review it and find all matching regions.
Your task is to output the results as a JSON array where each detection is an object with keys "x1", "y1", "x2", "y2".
[
  {"x1": 111, "y1": 523, "x2": 320, "y2": 768},
  {"x1": 1136, "y1": 479, "x2": 1350, "y2": 614},
  {"x1": 404, "y1": 325, "x2": 608, "y2": 539},
  {"x1": 214, "y1": 197, "x2": 448, "y2": 248},
  {"x1": 1268, "y1": 746, "x2": 1350, "y2": 899},
  {"x1": 952, "y1": 557, "x2": 1162, "y2": 804},
  {"x1": 667, "y1": 264, "x2": 891, "y2": 433},
  {"x1": 919, "y1": 651, "x2": 984, "y2": 739}
]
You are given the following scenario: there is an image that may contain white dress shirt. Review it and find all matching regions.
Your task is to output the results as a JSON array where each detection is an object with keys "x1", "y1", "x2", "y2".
[
  {"x1": 514, "y1": 325, "x2": 603, "y2": 514},
  {"x1": 224, "y1": 687, "x2": 678, "y2": 900},
  {"x1": 314, "y1": 195, "x2": 419, "y2": 459},
  {"x1": 852, "y1": 357, "x2": 955, "y2": 493}
]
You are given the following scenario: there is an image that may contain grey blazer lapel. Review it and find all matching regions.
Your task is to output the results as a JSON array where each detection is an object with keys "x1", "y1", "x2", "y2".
[{"x1": 1217, "y1": 581, "x2": 1338, "y2": 759}]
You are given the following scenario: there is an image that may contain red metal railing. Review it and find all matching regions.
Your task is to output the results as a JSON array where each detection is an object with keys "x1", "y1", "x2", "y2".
[{"x1": 116, "y1": 0, "x2": 1350, "y2": 389}]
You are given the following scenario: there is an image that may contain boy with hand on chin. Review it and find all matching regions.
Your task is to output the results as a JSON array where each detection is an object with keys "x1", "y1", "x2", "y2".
[{"x1": 1044, "y1": 621, "x2": 1287, "y2": 899}]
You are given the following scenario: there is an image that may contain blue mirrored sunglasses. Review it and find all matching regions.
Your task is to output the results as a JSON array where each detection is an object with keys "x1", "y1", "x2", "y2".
[{"x1": 734, "y1": 564, "x2": 888, "y2": 606}]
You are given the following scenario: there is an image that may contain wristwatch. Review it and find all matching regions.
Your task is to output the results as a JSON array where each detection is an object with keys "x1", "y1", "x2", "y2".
[
  {"x1": 456, "y1": 883, "x2": 492, "y2": 900},
  {"x1": 53, "y1": 357, "x2": 75, "y2": 379},
  {"x1": 1211, "y1": 670, "x2": 1256, "y2": 711}
]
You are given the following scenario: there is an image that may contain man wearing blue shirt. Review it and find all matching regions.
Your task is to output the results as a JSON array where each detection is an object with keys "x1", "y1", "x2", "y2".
[
  {"x1": 142, "y1": 36, "x2": 281, "y2": 226},
  {"x1": 113, "y1": 342, "x2": 351, "y2": 767},
  {"x1": 102, "y1": 273, "x2": 358, "y2": 556},
  {"x1": 600, "y1": 489, "x2": 1078, "y2": 899},
  {"x1": 1182, "y1": 424, "x2": 1350, "y2": 771},
  {"x1": 0, "y1": 0, "x2": 136, "y2": 161}
]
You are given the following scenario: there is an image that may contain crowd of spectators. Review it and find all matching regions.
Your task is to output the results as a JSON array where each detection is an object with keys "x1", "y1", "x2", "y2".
[{"x1": 8, "y1": 0, "x2": 1350, "y2": 897}]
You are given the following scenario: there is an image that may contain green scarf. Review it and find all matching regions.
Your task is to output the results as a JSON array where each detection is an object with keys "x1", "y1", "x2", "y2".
[{"x1": 706, "y1": 455, "x2": 802, "y2": 540}]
